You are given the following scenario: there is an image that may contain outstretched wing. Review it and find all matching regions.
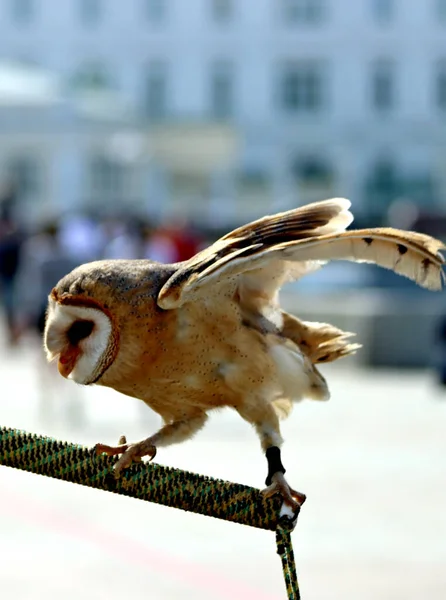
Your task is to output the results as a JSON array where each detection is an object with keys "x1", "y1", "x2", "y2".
[
  {"x1": 158, "y1": 198, "x2": 352, "y2": 308},
  {"x1": 157, "y1": 199, "x2": 445, "y2": 310}
]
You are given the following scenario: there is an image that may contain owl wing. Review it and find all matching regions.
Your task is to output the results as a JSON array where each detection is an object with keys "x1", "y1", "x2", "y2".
[{"x1": 157, "y1": 198, "x2": 445, "y2": 310}]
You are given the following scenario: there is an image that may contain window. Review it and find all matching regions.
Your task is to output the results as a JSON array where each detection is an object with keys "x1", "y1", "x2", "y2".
[
  {"x1": 10, "y1": 0, "x2": 34, "y2": 25},
  {"x1": 281, "y1": 61, "x2": 325, "y2": 112},
  {"x1": 282, "y1": 0, "x2": 325, "y2": 24},
  {"x1": 237, "y1": 167, "x2": 270, "y2": 204},
  {"x1": 145, "y1": 0, "x2": 166, "y2": 22},
  {"x1": 372, "y1": 0, "x2": 394, "y2": 23},
  {"x1": 211, "y1": 0, "x2": 233, "y2": 22},
  {"x1": 292, "y1": 157, "x2": 333, "y2": 185},
  {"x1": 8, "y1": 156, "x2": 40, "y2": 198},
  {"x1": 436, "y1": 60, "x2": 446, "y2": 110},
  {"x1": 143, "y1": 61, "x2": 167, "y2": 120},
  {"x1": 371, "y1": 59, "x2": 395, "y2": 111},
  {"x1": 437, "y1": 0, "x2": 446, "y2": 21},
  {"x1": 13, "y1": 55, "x2": 39, "y2": 67},
  {"x1": 366, "y1": 157, "x2": 398, "y2": 214},
  {"x1": 210, "y1": 61, "x2": 234, "y2": 119},
  {"x1": 90, "y1": 156, "x2": 124, "y2": 199},
  {"x1": 79, "y1": 0, "x2": 102, "y2": 26},
  {"x1": 370, "y1": 159, "x2": 397, "y2": 191},
  {"x1": 71, "y1": 63, "x2": 111, "y2": 91}
]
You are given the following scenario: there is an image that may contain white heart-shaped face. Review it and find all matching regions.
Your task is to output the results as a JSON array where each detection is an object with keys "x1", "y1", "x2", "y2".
[{"x1": 44, "y1": 298, "x2": 113, "y2": 384}]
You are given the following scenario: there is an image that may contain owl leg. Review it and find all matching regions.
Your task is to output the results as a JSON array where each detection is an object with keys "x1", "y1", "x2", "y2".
[
  {"x1": 96, "y1": 412, "x2": 208, "y2": 478},
  {"x1": 237, "y1": 402, "x2": 306, "y2": 513}
]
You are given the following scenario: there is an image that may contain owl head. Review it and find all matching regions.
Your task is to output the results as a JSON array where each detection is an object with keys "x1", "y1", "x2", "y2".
[
  {"x1": 44, "y1": 290, "x2": 119, "y2": 385},
  {"x1": 44, "y1": 259, "x2": 175, "y2": 385}
]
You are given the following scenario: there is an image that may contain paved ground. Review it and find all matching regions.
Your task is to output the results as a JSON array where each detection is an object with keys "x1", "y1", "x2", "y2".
[{"x1": 0, "y1": 342, "x2": 445, "y2": 599}]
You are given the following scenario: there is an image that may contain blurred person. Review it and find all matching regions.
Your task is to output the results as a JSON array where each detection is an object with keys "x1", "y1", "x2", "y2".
[
  {"x1": 15, "y1": 220, "x2": 85, "y2": 427},
  {"x1": 0, "y1": 179, "x2": 18, "y2": 223},
  {"x1": 167, "y1": 216, "x2": 203, "y2": 261},
  {"x1": 387, "y1": 198, "x2": 420, "y2": 230},
  {"x1": 434, "y1": 312, "x2": 446, "y2": 390},
  {"x1": 141, "y1": 218, "x2": 204, "y2": 264},
  {"x1": 141, "y1": 221, "x2": 178, "y2": 263},
  {"x1": 102, "y1": 217, "x2": 142, "y2": 260},
  {"x1": 0, "y1": 186, "x2": 24, "y2": 347},
  {"x1": 58, "y1": 211, "x2": 104, "y2": 262}
]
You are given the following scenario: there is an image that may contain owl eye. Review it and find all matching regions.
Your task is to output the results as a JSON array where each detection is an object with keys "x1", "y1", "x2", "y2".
[{"x1": 67, "y1": 320, "x2": 94, "y2": 345}]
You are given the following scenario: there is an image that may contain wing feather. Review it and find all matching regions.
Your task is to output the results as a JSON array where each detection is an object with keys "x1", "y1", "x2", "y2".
[
  {"x1": 158, "y1": 202, "x2": 445, "y2": 309},
  {"x1": 158, "y1": 198, "x2": 352, "y2": 308}
]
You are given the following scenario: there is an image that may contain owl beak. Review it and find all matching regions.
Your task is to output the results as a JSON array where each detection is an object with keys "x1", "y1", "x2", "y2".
[{"x1": 58, "y1": 347, "x2": 81, "y2": 378}]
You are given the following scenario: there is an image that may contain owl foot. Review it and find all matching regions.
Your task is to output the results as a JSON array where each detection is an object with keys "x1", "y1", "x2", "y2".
[
  {"x1": 95, "y1": 435, "x2": 157, "y2": 478},
  {"x1": 261, "y1": 472, "x2": 306, "y2": 511},
  {"x1": 262, "y1": 447, "x2": 306, "y2": 514}
]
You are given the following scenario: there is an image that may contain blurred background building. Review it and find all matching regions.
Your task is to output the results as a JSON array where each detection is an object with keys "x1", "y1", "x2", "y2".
[{"x1": 1, "y1": 0, "x2": 446, "y2": 227}]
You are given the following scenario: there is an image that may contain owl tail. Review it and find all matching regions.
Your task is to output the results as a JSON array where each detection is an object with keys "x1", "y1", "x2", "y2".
[
  {"x1": 271, "y1": 398, "x2": 294, "y2": 420},
  {"x1": 281, "y1": 313, "x2": 361, "y2": 364}
]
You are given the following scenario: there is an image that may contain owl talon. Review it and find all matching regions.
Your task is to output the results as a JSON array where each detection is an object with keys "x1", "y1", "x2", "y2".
[
  {"x1": 95, "y1": 442, "x2": 129, "y2": 457},
  {"x1": 93, "y1": 437, "x2": 158, "y2": 478},
  {"x1": 261, "y1": 472, "x2": 306, "y2": 510},
  {"x1": 113, "y1": 441, "x2": 157, "y2": 477},
  {"x1": 116, "y1": 435, "x2": 142, "y2": 460}
]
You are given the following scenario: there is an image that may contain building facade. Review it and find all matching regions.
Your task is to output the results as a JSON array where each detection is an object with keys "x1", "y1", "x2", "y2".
[{"x1": 1, "y1": 0, "x2": 446, "y2": 226}]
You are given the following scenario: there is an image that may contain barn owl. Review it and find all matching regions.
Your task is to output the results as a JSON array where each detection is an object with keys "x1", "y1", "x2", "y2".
[{"x1": 44, "y1": 199, "x2": 445, "y2": 512}]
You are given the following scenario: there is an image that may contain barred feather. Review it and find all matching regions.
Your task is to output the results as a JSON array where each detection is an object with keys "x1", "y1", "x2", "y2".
[
  {"x1": 280, "y1": 228, "x2": 445, "y2": 291},
  {"x1": 222, "y1": 198, "x2": 353, "y2": 242}
]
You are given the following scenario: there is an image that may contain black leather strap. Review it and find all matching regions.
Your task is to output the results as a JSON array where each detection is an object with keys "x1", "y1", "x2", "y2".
[{"x1": 265, "y1": 446, "x2": 286, "y2": 486}]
